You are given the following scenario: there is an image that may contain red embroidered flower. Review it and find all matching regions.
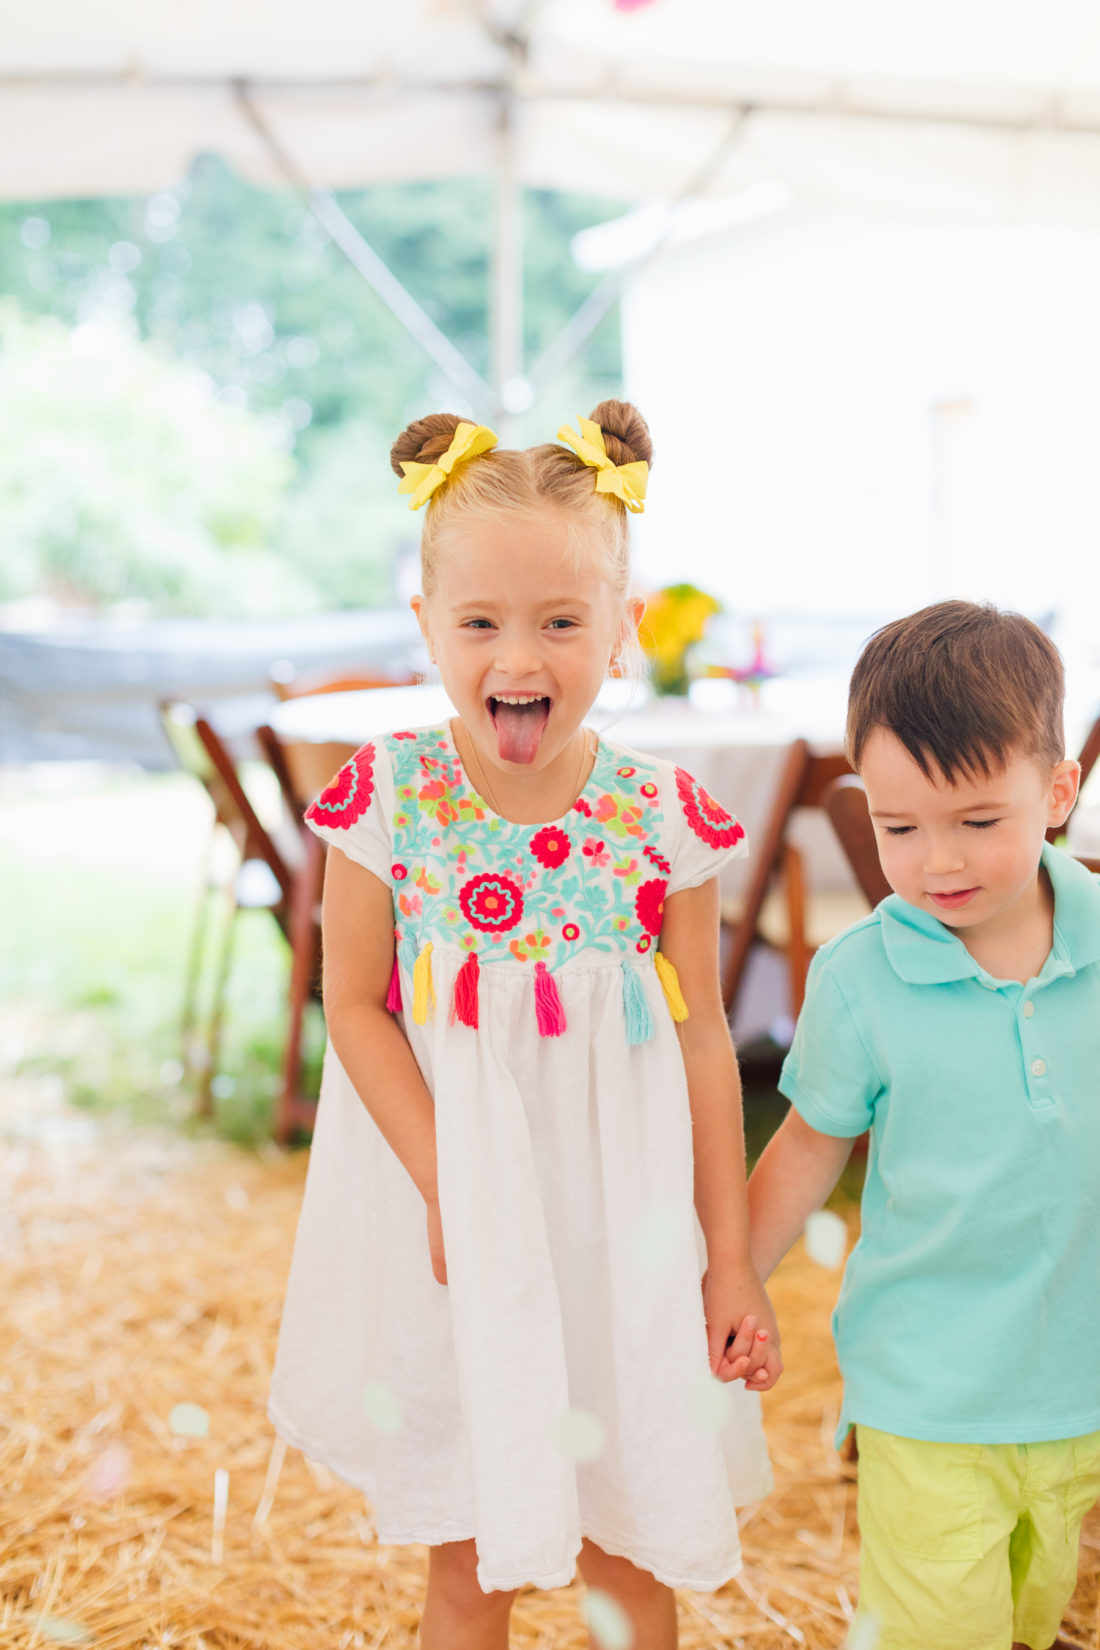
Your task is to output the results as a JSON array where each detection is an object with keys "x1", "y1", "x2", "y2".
[
  {"x1": 636, "y1": 935, "x2": 652, "y2": 953},
  {"x1": 393, "y1": 730, "x2": 416, "y2": 740},
  {"x1": 530, "y1": 826, "x2": 572, "y2": 869},
  {"x1": 459, "y1": 872, "x2": 525, "y2": 934},
  {"x1": 635, "y1": 878, "x2": 667, "y2": 936},
  {"x1": 392, "y1": 863, "x2": 408, "y2": 881},
  {"x1": 573, "y1": 796, "x2": 593, "y2": 817},
  {"x1": 306, "y1": 743, "x2": 375, "y2": 829},
  {"x1": 644, "y1": 844, "x2": 672, "y2": 874},
  {"x1": 640, "y1": 782, "x2": 658, "y2": 799},
  {"x1": 675, "y1": 768, "x2": 745, "y2": 850},
  {"x1": 617, "y1": 765, "x2": 636, "y2": 778},
  {"x1": 562, "y1": 922, "x2": 580, "y2": 941}
]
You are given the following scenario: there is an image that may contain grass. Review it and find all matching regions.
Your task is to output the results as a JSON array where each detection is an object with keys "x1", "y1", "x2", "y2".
[{"x1": 0, "y1": 768, "x2": 324, "y2": 1144}]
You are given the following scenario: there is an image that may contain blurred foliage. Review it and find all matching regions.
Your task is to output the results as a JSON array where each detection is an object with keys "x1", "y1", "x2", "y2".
[{"x1": 0, "y1": 158, "x2": 625, "y2": 614}]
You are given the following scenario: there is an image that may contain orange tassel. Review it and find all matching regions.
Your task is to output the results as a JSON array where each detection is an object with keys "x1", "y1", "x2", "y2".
[
  {"x1": 534, "y1": 961, "x2": 567, "y2": 1037},
  {"x1": 451, "y1": 951, "x2": 480, "y2": 1028}
]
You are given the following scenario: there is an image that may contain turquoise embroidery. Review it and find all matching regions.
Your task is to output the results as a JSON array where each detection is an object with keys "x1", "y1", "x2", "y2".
[{"x1": 387, "y1": 727, "x2": 670, "y2": 970}]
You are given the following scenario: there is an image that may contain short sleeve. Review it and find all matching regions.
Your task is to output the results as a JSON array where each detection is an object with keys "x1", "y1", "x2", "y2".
[
  {"x1": 664, "y1": 764, "x2": 749, "y2": 896},
  {"x1": 779, "y1": 952, "x2": 883, "y2": 1137},
  {"x1": 304, "y1": 739, "x2": 393, "y2": 885}
]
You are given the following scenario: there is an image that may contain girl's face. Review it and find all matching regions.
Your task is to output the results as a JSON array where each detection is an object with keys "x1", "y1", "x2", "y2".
[{"x1": 412, "y1": 512, "x2": 639, "y2": 776}]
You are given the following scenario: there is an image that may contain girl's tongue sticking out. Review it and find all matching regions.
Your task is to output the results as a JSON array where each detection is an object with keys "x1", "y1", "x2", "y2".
[{"x1": 489, "y1": 695, "x2": 550, "y2": 765}]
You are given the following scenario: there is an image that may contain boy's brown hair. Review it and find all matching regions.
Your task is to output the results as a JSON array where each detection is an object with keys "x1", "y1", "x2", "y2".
[{"x1": 847, "y1": 600, "x2": 1065, "y2": 782}]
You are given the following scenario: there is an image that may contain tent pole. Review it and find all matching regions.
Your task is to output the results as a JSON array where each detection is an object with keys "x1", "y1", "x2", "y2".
[
  {"x1": 235, "y1": 83, "x2": 494, "y2": 413},
  {"x1": 491, "y1": 93, "x2": 528, "y2": 442}
]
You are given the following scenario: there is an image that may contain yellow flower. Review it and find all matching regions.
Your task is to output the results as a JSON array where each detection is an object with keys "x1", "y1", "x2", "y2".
[{"x1": 639, "y1": 583, "x2": 721, "y2": 695}]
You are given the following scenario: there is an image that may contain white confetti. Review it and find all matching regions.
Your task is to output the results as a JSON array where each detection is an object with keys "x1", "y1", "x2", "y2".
[
  {"x1": 551, "y1": 1407, "x2": 605, "y2": 1463},
  {"x1": 584, "y1": 1588, "x2": 634, "y2": 1650},
  {"x1": 689, "y1": 1375, "x2": 734, "y2": 1433},
  {"x1": 169, "y1": 1401, "x2": 210, "y2": 1438},
  {"x1": 85, "y1": 1441, "x2": 131, "y2": 1500},
  {"x1": 804, "y1": 1209, "x2": 849, "y2": 1269},
  {"x1": 36, "y1": 1618, "x2": 92, "y2": 1646},
  {"x1": 847, "y1": 1616, "x2": 881, "y2": 1650},
  {"x1": 362, "y1": 1379, "x2": 402, "y2": 1435},
  {"x1": 212, "y1": 1467, "x2": 229, "y2": 1563}
]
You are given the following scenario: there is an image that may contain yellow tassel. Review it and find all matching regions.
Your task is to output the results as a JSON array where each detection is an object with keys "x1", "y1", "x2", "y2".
[
  {"x1": 654, "y1": 951, "x2": 689, "y2": 1022},
  {"x1": 412, "y1": 941, "x2": 435, "y2": 1025}
]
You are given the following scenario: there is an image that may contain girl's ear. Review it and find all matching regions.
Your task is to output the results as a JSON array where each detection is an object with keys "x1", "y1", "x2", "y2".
[
  {"x1": 410, "y1": 594, "x2": 436, "y2": 663},
  {"x1": 1047, "y1": 757, "x2": 1080, "y2": 830}
]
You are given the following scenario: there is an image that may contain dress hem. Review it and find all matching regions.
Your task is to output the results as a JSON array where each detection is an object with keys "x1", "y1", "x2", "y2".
[{"x1": 267, "y1": 1404, "x2": 751, "y2": 1593}]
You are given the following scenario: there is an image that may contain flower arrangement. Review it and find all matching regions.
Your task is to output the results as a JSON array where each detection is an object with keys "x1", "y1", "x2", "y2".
[{"x1": 639, "y1": 583, "x2": 722, "y2": 696}]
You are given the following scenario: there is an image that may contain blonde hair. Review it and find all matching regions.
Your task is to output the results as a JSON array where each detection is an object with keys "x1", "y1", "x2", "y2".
[{"x1": 391, "y1": 401, "x2": 653, "y2": 622}]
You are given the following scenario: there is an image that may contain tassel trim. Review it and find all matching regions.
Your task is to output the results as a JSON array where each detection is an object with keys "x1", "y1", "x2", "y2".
[
  {"x1": 385, "y1": 952, "x2": 402, "y2": 1014},
  {"x1": 621, "y1": 961, "x2": 655, "y2": 1046},
  {"x1": 533, "y1": 961, "x2": 567, "y2": 1037},
  {"x1": 654, "y1": 951, "x2": 689, "y2": 1022},
  {"x1": 450, "y1": 951, "x2": 480, "y2": 1028},
  {"x1": 411, "y1": 941, "x2": 435, "y2": 1025}
]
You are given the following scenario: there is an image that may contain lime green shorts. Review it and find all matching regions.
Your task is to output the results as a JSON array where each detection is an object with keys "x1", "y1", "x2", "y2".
[{"x1": 854, "y1": 1424, "x2": 1100, "y2": 1650}]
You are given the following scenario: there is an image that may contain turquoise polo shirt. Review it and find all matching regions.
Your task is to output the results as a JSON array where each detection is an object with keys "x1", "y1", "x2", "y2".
[{"x1": 780, "y1": 845, "x2": 1100, "y2": 1446}]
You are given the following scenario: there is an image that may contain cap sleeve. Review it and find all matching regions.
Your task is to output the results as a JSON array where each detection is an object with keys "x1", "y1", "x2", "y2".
[
  {"x1": 304, "y1": 739, "x2": 393, "y2": 885},
  {"x1": 779, "y1": 952, "x2": 883, "y2": 1137},
  {"x1": 664, "y1": 763, "x2": 748, "y2": 896}
]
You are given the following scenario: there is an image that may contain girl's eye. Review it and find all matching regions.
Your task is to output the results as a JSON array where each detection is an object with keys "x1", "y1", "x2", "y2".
[
  {"x1": 965, "y1": 818, "x2": 1000, "y2": 830},
  {"x1": 463, "y1": 619, "x2": 495, "y2": 630},
  {"x1": 547, "y1": 618, "x2": 577, "y2": 631}
]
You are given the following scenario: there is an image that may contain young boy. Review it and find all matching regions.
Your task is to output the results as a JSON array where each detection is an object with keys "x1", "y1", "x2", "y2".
[{"x1": 748, "y1": 601, "x2": 1100, "y2": 1650}]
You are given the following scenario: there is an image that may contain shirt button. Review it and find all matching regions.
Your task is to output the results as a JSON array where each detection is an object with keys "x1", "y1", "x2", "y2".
[
  {"x1": 1030, "y1": 1058, "x2": 1046, "y2": 1077},
  {"x1": 1023, "y1": 1001, "x2": 1034, "y2": 1017}
]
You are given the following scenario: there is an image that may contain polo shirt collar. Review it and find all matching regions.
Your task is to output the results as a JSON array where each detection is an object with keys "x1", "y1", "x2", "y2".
[{"x1": 879, "y1": 842, "x2": 1100, "y2": 985}]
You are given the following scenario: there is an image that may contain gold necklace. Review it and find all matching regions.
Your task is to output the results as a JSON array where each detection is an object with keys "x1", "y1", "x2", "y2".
[{"x1": 456, "y1": 722, "x2": 592, "y2": 822}]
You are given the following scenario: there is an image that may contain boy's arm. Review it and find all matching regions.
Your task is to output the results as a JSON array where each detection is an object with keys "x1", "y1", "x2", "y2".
[
  {"x1": 747, "y1": 1109, "x2": 856, "y2": 1281},
  {"x1": 660, "y1": 878, "x2": 783, "y2": 1390}
]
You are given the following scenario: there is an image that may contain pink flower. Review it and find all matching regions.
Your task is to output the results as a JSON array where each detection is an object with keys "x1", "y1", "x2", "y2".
[
  {"x1": 392, "y1": 863, "x2": 408, "y2": 881},
  {"x1": 582, "y1": 837, "x2": 610, "y2": 868}
]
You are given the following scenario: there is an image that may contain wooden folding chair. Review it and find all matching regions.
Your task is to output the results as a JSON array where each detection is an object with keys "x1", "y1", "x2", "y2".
[
  {"x1": 721, "y1": 749, "x2": 881, "y2": 1024},
  {"x1": 160, "y1": 703, "x2": 321, "y2": 1138},
  {"x1": 821, "y1": 775, "x2": 893, "y2": 907},
  {"x1": 269, "y1": 663, "x2": 419, "y2": 701}
]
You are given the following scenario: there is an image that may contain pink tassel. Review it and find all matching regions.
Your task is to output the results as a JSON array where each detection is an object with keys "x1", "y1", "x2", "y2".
[
  {"x1": 534, "y1": 961, "x2": 567, "y2": 1038},
  {"x1": 451, "y1": 951, "x2": 480, "y2": 1028},
  {"x1": 385, "y1": 953, "x2": 402, "y2": 1014}
]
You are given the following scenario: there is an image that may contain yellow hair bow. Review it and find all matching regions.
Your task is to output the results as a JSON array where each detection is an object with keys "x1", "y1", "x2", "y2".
[
  {"x1": 398, "y1": 422, "x2": 499, "y2": 511},
  {"x1": 557, "y1": 416, "x2": 648, "y2": 514}
]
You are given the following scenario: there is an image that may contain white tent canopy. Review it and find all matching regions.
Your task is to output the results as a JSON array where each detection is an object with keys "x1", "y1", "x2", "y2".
[{"x1": 7, "y1": 0, "x2": 1100, "y2": 223}]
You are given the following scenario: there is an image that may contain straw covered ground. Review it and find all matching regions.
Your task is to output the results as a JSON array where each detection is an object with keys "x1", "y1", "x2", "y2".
[{"x1": 2, "y1": 1099, "x2": 1097, "y2": 1650}]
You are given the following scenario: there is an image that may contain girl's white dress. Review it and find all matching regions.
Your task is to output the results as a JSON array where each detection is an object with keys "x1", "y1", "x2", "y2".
[{"x1": 268, "y1": 724, "x2": 772, "y2": 1593}]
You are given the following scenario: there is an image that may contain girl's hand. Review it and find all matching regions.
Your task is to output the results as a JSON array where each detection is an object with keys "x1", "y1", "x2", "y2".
[
  {"x1": 426, "y1": 1198, "x2": 448, "y2": 1285},
  {"x1": 702, "y1": 1263, "x2": 783, "y2": 1390}
]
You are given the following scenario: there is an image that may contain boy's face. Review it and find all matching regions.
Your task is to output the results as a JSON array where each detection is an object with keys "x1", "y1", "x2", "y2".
[{"x1": 860, "y1": 727, "x2": 1079, "y2": 947}]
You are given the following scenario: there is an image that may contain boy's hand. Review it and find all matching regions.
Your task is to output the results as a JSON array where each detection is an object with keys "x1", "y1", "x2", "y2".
[{"x1": 702, "y1": 1264, "x2": 783, "y2": 1390}]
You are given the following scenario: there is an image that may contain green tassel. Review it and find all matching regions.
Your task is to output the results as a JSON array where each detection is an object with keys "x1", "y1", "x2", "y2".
[{"x1": 621, "y1": 961, "x2": 655, "y2": 1046}]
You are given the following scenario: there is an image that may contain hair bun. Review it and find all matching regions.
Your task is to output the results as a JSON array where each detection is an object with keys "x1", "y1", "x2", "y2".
[
  {"x1": 587, "y1": 399, "x2": 654, "y2": 470},
  {"x1": 390, "y1": 413, "x2": 466, "y2": 478}
]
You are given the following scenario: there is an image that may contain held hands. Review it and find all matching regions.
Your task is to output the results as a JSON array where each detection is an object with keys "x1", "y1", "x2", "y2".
[{"x1": 703, "y1": 1262, "x2": 783, "y2": 1391}]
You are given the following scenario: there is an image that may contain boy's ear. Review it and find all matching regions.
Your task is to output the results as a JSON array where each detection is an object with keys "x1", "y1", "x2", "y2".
[{"x1": 1047, "y1": 758, "x2": 1081, "y2": 830}]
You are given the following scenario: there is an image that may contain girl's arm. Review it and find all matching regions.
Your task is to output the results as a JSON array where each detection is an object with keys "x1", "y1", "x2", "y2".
[
  {"x1": 320, "y1": 846, "x2": 447, "y2": 1281},
  {"x1": 746, "y1": 1110, "x2": 856, "y2": 1282},
  {"x1": 659, "y1": 877, "x2": 782, "y2": 1390}
]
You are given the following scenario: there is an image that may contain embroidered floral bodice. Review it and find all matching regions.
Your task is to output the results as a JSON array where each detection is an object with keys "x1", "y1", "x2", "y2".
[{"x1": 306, "y1": 724, "x2": 745, "y2": 978}]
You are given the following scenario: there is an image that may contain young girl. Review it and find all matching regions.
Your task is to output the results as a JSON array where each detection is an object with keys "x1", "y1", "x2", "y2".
[{"x1": 268, "y1": 402, "x2": 781, "y2": 1650}]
